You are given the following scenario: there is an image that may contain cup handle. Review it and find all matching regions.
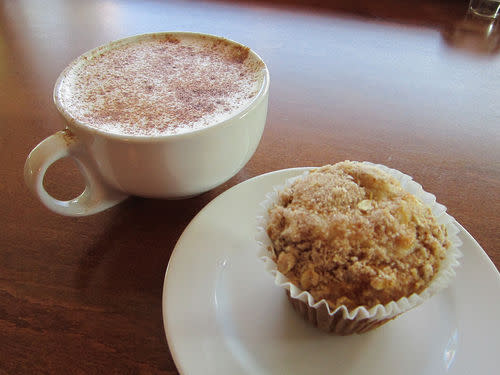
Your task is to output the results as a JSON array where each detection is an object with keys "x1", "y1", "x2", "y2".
[{"x1": 24, "y1": 129, "x2": 128, "y2": 216}]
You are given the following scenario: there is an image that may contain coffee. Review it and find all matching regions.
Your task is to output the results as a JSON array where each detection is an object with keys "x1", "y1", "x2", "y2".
[{"x1": 56, "y1": 34, "x2": 266, "y2": 136}]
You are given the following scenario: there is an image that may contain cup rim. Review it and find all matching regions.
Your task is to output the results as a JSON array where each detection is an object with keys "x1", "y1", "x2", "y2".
[{"x1": 53, "y1": 31, "x2": 270, "y2": 143}]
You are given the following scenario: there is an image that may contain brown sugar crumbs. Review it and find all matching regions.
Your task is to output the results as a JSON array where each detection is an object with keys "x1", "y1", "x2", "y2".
[{"x1": 266, "y1": 161, "x2": 450, "y2": 310}]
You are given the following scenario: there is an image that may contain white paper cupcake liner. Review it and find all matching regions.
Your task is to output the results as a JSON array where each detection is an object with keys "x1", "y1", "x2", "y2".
[{"x1": 256, "y1": 162, "x2": 463, "y2": 334}]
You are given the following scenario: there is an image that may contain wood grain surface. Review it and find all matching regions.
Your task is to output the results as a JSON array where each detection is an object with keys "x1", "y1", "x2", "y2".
[{"x1": 1, "y1": 0, "x2": 498, "y2": 373}]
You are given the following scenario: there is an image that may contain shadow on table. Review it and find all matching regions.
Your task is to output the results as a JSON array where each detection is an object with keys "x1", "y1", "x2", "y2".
[
  {"x1": 72, "y1": 163, "x2": 252, "y2": 299},
  {"x1": 74, "y1": 194, "x2": 213, "y2": 300},
  {"x1": 224, "y1": 0, "x2": 500, "y2": 56},
  {"x1": 219, "y1": 0, "x2": 468, "y2": 28}
]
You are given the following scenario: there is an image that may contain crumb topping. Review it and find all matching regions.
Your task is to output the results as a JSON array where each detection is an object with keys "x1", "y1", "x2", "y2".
[{"x1": 266, "y1": 162, "x2": 450, "y2": 310}]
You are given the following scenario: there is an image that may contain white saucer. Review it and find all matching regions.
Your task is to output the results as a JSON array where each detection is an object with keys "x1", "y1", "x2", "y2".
[{"x1": 162, "y1": 168, "x2": 500, "y2": 375}]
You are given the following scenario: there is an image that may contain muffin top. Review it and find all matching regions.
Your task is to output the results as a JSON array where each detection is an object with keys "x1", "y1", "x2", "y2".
[{"x1": 266, "y1": 161, "x2": 450, "y2": 310}]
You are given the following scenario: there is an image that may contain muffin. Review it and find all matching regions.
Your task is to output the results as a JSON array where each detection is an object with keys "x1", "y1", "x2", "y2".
[{"x1": 256, "y1": 161, "x2": 462, "y2": 334}]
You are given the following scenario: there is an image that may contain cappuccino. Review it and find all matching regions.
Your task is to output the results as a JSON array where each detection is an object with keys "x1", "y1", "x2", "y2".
[{"x1": 56, "y1": 34, "x2": 266, "y2": 136}]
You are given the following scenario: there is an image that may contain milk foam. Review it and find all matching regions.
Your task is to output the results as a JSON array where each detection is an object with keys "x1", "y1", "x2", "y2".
[{"x1": 56, "y1": 34, "x2": 265, "y2": 136}]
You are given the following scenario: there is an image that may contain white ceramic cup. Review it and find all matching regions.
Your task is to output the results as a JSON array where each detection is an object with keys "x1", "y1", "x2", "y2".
[{"x1": 24, "y1": 32, "x2": 269, "y2": 216}]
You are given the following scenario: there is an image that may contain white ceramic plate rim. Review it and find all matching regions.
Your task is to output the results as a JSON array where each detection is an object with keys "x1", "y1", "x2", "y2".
[{"x1": 162, "y1": 167, "x2": 500, "y2": 375}]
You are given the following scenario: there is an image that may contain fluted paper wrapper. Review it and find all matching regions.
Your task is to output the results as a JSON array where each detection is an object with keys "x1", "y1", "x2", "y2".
[{"x1": 256, "y1": 162, "x2": 463, "y2": 335}]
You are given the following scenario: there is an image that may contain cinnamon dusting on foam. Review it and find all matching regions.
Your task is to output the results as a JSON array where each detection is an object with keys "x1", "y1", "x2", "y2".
[{"x1": 57, "y1": 35, "x2": 265, "y2": 136}]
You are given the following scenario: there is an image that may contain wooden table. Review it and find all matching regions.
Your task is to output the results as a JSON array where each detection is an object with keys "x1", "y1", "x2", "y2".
[{"x1": 1, "y1": 0, "x2": 498, "y2": 373}]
